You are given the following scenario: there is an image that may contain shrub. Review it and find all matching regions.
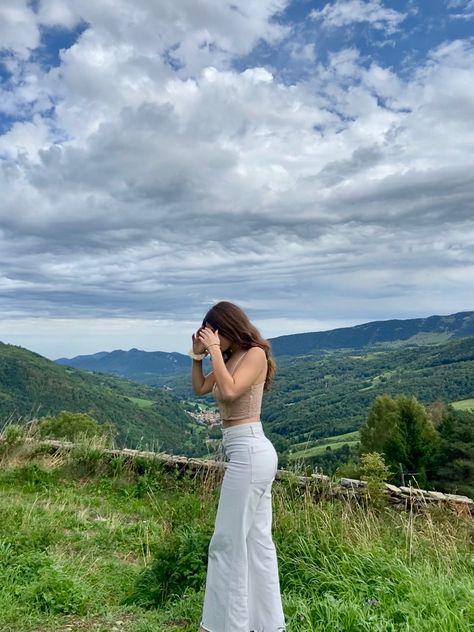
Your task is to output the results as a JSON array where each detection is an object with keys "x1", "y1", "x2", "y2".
[
  {"x1": 64, "y1": 442, "x2": 108, "y2": 478},
  {"x1": 122, "y1": 524, "x2": 213, "y2": 608},
  {"x1": 359, "y1": 451, "x2": 392, "y2": 508},
  {"x1": 37, "y1": 411, "x2": 115, "y2": 445},
  {"x1": 0, "y1": 423, "x2": 26, "y2": 459},
  {"x1": 24, "y1": 565, "x2": 89, "y2": 615},
  {"x1": 335, "y1": 460, "x2": 362, "y2": 480}
]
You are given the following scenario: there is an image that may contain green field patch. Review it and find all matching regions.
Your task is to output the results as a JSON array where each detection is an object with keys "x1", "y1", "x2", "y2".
[
  {"x1": 128, "y1": 397, "x2": 155, "y2": 409},
  {"x1": 290, "y1": 431, "x2": 360, "y2": 459},
  {"x1": 451, "y1": 398, "x2": 474, "y2": 411},
  {"x1": 358, "y1": 369, "x2": 397, "y2": 391},
  {"x1": 289, "y1": 439, "x2": 360, "y2": 459},
  {"x1": 348, "y1": 351, "x2": 387, "y2": 360},
  {"x1": 374, "y1": 332, "x2": 453, "y2": 349}
]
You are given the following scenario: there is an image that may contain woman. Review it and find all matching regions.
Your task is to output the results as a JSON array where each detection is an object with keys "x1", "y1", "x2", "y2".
[{"x1": 190, "y1": 301, "x2": 286, "y2": 632}]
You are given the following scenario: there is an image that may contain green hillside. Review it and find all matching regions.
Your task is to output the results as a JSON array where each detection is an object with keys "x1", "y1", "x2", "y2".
[
  {"x1": 262, "y1": 335, "x2": 474, "y2": 447},
  {"x1": 452, "y1": 398, "x2": 474, "y2": 411},
  {"x1": 2, "y1": 334, "x2": 474, "y2": 467},
  {"x1": 166, "y1": 335, "x2": 474, "y2": 452},
  {"x1": 0, "y1": 342, "x2": 204, "y2": 455},
  {"x1": 288, "y1": 430, "x2": 360, "y2": 460}
]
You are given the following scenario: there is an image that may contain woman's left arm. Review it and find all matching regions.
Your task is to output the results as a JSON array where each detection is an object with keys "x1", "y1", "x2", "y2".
[
  {"x1": 211, "y1": 347, "x2": 266, "y2": 401},
  {"x1": 197, "y1": 327, "x2": 265, "y2": 401}
]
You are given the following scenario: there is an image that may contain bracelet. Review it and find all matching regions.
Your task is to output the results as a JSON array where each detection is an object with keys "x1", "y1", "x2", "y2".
[
  {"x1": 206, "y1": 343, "x2": 221, "y2": 349},
  {"x1": 189, "y1": 347, "x2": 209, "y2": 360}
]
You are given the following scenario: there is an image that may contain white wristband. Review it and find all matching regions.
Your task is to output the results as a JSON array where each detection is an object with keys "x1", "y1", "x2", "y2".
[{"x1": 189, "y1": 348, "x2": 208, "y2": 360}]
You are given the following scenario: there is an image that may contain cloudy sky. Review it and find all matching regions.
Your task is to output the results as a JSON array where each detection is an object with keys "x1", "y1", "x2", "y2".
[{"x1": 1, "y1": 0, "x2": 473, "y2": 360}]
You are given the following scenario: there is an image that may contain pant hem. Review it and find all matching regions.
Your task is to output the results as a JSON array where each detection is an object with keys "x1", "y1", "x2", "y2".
[{"x1": 201, "y1": 621, "x2": 286, "y2": 632}]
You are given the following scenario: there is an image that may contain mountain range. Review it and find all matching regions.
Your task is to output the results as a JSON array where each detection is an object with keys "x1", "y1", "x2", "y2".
[
  {"x1": 2, "y1": 309, "x2": 473, "y2": 457},
  {"x1": 55, "y1": 310, "x2": 474, "y2": 383}
]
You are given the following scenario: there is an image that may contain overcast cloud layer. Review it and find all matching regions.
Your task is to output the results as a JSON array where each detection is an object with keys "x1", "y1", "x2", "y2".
[{"x1": 1, "y1": 0, "x2": 473, "y2": 359}]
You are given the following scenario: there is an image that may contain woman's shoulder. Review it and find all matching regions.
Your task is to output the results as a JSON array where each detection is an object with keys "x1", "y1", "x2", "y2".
[
  {"x1": 244, "y1": 346, "x2": 267, "y2": 370},
  {"x1": 246, "y1": 345, "x2": 266, "y2": 357}
]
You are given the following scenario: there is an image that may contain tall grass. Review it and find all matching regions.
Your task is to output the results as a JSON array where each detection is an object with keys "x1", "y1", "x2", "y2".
[{"x1": 0, "y1": 419, "x2": 473, "y2": 632}]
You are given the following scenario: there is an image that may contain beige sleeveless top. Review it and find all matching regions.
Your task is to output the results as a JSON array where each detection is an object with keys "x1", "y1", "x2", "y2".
[{"x1": 212, "y1": 350, "x2": 266, "y2": 421}]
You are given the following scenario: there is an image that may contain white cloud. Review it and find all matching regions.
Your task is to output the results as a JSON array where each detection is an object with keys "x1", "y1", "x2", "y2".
[
  {"x1": 310, "y1": 0, "x2": 407, "y2": 34},
  {"x1": 0, "y1": 116, "x2": 51, "y2": 160},
  {"x1": 0, "y1": 0, "x2": 40, "y2": 59},
  {"x1": 0, "y1": 1, "x2": 473, "y2": 356},
  {"x1": 37, "y1": 0, "x2": 82, "y2": 29},
  {"x1": 447, "y1": 0, "x2": 474, "y2": 19}
]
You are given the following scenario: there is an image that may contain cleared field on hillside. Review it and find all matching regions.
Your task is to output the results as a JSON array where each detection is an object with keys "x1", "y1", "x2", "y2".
[
  {"x1": 128, "y1": 397, "x2": 155, "y2": 408},
  {"x1": 289, "y1": 430, "x2": 360, "y2": 460},
  {"x1": 452, "y1": 398, "x2": 474, "y2": 411}
]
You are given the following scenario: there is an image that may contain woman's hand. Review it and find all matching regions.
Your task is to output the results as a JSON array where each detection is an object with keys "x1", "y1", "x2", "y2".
[
  {"x1": 198, "y1": 326, "x2": 221, "y2": 353},
  {"x1": 192, "y1": 326, "x2": 208, "y2": 354}
]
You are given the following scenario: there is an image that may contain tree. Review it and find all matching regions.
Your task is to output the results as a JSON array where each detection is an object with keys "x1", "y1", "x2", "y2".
[
  {"x1": 396, "y1": 395, "x2": 439, "y2": 488},
  {"x1": 426, "y1": 400, "x2": 448, "y2": 428},
  {"x1": 429, "y1": 407, "x2": 474, "y2": 498},
  {"x1": 359, "y1": 394, "x2": 439, "y2": 488},
  {"x1": 359, "y1": 394, "x2": 405, "y2": 470}
]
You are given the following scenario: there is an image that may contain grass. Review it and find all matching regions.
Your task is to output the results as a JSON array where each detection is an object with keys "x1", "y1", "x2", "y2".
[
  {"x1": 0, "y1": 424, "x2": 473, "y2": 632},
  {"x1": 128, "y1": 397, "x2": 156, "y2": 409},
  {"x1": 451, "y1": 398, "x2": 474, "y2": 411},
  {"x1": 289, "y1": 431, "x2": 360, "y2": 459},
  {"x1": 371, "y1": 332, "x2": 454, "y2": 349}
]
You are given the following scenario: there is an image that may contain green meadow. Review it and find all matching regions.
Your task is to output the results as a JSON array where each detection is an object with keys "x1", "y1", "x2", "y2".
[
  {"x1": 451, "y1": 398, "x2": 474, "y2": 411},
  {"x1": 1, "y1": 430, "x2": 473, "y2": 632},
  {"x1": 128, "y1": 397, "x2": 156, "y2": 409},
  {"x1": 288, "y1": 431, "x2": 360, "y2": 460}
]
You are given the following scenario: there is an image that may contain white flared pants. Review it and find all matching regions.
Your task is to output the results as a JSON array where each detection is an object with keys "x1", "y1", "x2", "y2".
[{"x1": 200, "y1": 421, "x2": 286, "y2": 632}]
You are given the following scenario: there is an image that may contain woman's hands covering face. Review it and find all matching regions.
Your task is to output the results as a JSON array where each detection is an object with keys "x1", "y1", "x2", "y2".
[
  {"x1": 197, "y1": 326, "x2": 220, "y2": 352},
  {"x1": 192, "y1": 326, "x2": 208, "y2": 354}
]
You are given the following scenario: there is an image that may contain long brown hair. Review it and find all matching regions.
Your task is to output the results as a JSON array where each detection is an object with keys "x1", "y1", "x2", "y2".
[{"x1": 201, "y1": 300, "x2": 277, "y2": 391}]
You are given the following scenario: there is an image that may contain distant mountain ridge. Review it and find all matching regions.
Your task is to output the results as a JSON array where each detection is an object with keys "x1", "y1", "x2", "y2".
[
  {"x1": 269, "y1": 310, "x2": 474, "y2": 356},
  {"x1": 55, "y1": 310, "x2": 474, "y2": 383},
  {"x1": 55, "y1": 348, "x2": 190, "y2": 383}
]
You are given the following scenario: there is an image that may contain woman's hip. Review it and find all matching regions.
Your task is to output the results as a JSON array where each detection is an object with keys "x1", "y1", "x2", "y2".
[{"x1": 222, "y1": 428, "x2": 278, "y2": 485}]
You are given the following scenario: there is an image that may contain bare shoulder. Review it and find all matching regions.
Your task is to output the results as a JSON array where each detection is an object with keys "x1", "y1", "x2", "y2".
[
  {"x1": 246, "y1": 346, "x2": 267, "y2": 364},
  {"x1": 247, "y1": 345, "x2": 266, "y2": 356}
]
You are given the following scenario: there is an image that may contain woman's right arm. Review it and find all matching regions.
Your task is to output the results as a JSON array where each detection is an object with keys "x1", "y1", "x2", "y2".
[{"x1": 192, "y1": 359, "x2": 216, "y2": 395}]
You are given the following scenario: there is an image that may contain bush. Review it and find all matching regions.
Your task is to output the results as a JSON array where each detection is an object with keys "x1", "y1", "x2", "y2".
[
  {"x1": 335, "y1": 461, "x2": 362, "y2": 480},
  {"x1": 2, "y1": 463, "x2": 57, "y2": 492},
  {"x1": 63, "y1": 442, "x2": 109, "y2": 478},
  {"x1": 23, "y1": 564, "x2": 89, "y2": 615},
  {"x1": 359, "y1": 451, "x2": 392, "y2": 508},
  {"x1": 0, "y1": 423, "x2": 26, "y2": 459},
  {"x1": 37, "y1": 411, "x2": 116, "y2": 445},
  {"x1": 122, "y1": 524, "x2": 213, "y2": 608}
]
